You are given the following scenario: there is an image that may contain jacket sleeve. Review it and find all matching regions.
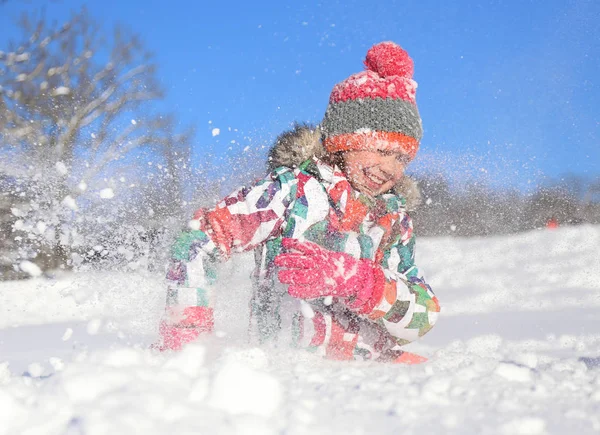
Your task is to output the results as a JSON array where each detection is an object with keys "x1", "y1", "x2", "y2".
[
  {"x1": 166, "y1": 166, "x2": 297, "y2": 289},
  {"x1": 360, "y1": 212, "x2": 441, "y2": 346}
]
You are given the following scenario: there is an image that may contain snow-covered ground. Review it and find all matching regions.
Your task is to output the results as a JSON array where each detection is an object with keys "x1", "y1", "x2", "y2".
[{"x1": 1, "y1": 225, "x2": 599, "y2": 434}]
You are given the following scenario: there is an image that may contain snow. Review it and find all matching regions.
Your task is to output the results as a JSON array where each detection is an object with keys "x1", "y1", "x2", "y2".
[
  {"x1": 209, "y1": 350, "x2": 283, "y2": 417},
  {"x1": 51, "y1": 86, "x2": 71, "y2": 96},
  {"x1": 99, "y1": 188, "x2": 114, "y2": 199},
  {"x1": 61, "y1": 328, "x2": 73, "y2": 341},
  {"x1": 188, "y1": 219, "x2": 201, "y2": 230},
  {"x1": 10, "y1": 207, "x2": 25, "y2": 217},
  {"x1": 36, "y1": 221, "x2": 47, "y2": 234},
  {"x1": 0, "y1": 225, "x2": 599, "y2": 434},
  {"x1": 494, "y1": 361, "x2": 534, "y2": 382},
  {"x1": 212, "y1": 128, "x2": 220, "y2": 137},
  {"x1": 18, "y1": 260, "x2": 42, "y2": 277},
  {"x1": 500, "y1": 418, "x2": 547, "y2": 435},
  {"x1": 61, "y1": 195, "x2": 77, "y2": 210},
  {"x1": 86, "y1": 318, "x2": 102, "y2": 335},
  {"x1": 55, "y1": 161, "x2": 68, "y2": 175}
]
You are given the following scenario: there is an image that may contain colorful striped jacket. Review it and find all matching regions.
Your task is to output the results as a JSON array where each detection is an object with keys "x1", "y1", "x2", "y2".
[{"x1": 166, "y1": 157, "x2": 440, "y2": 360}]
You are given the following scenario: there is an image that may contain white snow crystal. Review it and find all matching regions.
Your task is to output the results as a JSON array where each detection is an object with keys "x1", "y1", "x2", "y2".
[
  {"x1": 355, "y1": 76, "x2": 368, "y2": 86},
  {"x1": 36, "y1": 221, "x2": 47, "y2": 234},
  {"x1": 77, "y1": 181, "x2": 87, "y2": 191},
  {"x1": 19, "y1": 261, "x2": 42, "y2": 277},
  {"x1": 62, "y1": 195, "x2": 78, "y2": 210},
  {"x1": 10, "y1": 207, "x2": 24, "y2": 217},
  {"x1": 300, "y1": 300, "x2": 315, "y2": 319},
  {"x1": 212, "y1": 128, "x2": 220, "y2": 137},
  {"x1": 243, "y1": 145, "x2": 250, "y2": 152},
  {"x1": 131, "y1": 119, "x2": 137, "y2": 125},
  {"x1": 86, "y1": 318, "x2": 102, "y2": 335},
  {"x1": 188, "y1": 219, "x2": 201, "y2": 230},
  {"x1": 49, "y1": 357, "x2": 65, "y2": 372},
  {"x1": 354, "y1": 128, "x2": 373, "y2": 134},
  {"x1": 61, "y1": 328, "x2": 73, "y2": 341},
  {"x1": 51, "y1": 86, "x2": 71, "y2": 96},
  {"x1": 99, "y1": 188, "x2": 114, "y2": 199},
  {"x1": 55, "y1": 161, "x2": 68, "y2": 175},
  {"x1": 14, "y1": 52, "x2": 30, "y2": 62}
]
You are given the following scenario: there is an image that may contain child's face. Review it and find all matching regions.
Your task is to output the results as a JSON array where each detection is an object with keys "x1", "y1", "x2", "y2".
[{"x1": 342, "y1": 149, "x2": 410, "y2": 197}]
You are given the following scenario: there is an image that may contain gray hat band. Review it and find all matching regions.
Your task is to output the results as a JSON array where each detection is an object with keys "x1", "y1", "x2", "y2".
[{"x1": 321, "y1": 97, "x2": 422, "y2": 141}]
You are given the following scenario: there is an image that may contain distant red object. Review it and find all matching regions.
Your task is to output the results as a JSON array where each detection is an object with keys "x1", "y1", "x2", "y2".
[{"x1": 546, "y1": 218, "x2": 559, "y2": 229}]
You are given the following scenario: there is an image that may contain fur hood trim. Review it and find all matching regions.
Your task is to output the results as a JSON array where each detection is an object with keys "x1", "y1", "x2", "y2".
[
  {"x1": 267, "y1": 123, "x2": 325, "y2": 171},
  {"x1": 267, "y1": 123, "x2": 421, "y2": 210}
]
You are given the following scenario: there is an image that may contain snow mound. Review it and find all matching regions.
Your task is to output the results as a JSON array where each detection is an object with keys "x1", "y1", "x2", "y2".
[{"x1": 0, "y1": 225, "x2": 599, "y2": 434}]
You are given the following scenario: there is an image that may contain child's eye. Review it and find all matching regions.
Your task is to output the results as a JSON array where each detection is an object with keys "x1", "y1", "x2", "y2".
[{"x1": 396, "y1": 154, "x2": 411, "y2": 164}]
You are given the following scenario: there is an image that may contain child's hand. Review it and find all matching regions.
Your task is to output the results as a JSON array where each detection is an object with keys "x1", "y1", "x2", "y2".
[{"x1": 274, "y1": 238, "x2": 384, "y2": 312}]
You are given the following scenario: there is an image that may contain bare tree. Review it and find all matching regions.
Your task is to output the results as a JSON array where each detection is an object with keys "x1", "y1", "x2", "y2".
[{"x1": 0, "y1": 9, "x2": 191, "y2": 274}]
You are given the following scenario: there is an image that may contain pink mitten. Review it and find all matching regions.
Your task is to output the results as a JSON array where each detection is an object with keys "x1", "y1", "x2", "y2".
[
  {"x1": 153, "y1": 306, "x2": 214, "y2": 351},
  {"x1": 274, "y1": 238, "x2": 385, "y2": 313}
]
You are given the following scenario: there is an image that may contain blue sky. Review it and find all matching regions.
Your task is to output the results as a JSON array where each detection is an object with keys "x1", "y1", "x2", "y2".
[{"x1": 2, "y1": 0, "x2": 599, "y2": 191}]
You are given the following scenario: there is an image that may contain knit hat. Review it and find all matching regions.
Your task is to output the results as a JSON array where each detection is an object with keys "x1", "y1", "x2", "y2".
[{"x1": 321, "y1": 42, "x2": 423, "y2": 160}]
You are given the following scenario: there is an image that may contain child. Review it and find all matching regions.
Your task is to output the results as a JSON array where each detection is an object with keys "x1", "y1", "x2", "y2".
[{"x1": 158, "y1": 41, "x2": 441, "y2": 363}]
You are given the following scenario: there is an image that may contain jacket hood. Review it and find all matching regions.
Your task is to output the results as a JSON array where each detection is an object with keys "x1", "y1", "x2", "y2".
[
  {"x1": 267, "y1": 123, "x2": 421, "y2": 210},
  {"x1": 267, "y1": 123, "x2": 326, "y2": 171}
]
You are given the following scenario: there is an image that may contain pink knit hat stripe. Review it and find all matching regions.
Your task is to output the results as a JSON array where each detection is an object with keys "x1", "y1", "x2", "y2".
[{"x1": 329, "y1": 70, "x2": 417, "y2": 104}]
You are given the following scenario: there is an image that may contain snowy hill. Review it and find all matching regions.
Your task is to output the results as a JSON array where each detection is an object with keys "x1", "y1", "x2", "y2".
[{"x1": 1, "y1": 226, "x2": 599, "y2": 434}]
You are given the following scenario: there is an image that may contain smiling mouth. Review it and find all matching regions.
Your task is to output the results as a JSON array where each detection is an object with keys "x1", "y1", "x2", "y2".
[{"x1": 363, "y1": 168, "x2": 389, "y2": 187}]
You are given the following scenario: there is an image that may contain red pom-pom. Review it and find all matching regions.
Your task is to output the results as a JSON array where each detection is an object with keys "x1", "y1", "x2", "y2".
[{"x1": 364, "y1": 41, "x2": 414, "y2": 79}]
